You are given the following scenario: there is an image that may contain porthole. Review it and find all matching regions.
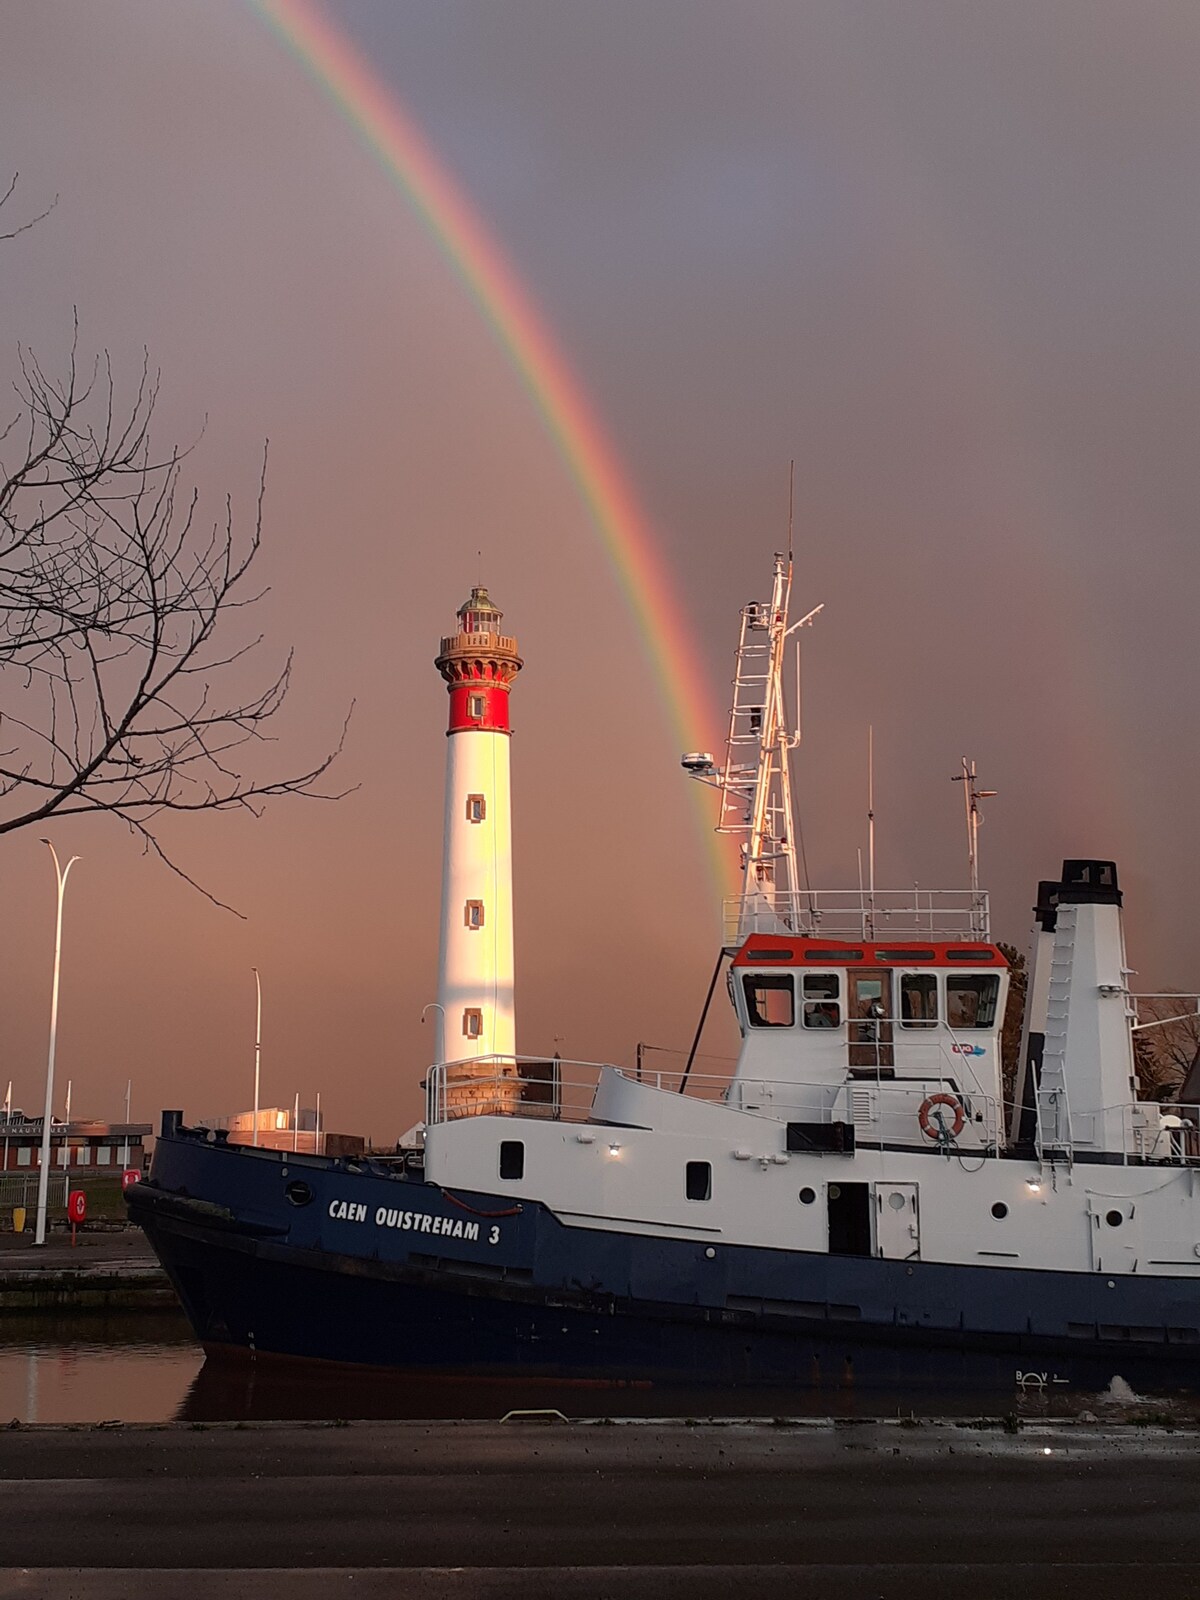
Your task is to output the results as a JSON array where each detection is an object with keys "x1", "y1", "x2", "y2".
[
  {"x1": 828, "y1": 1184, "x2": 841, "y2": 1200},
  {"x1": 285, "y1": 1180, "x2": 313, "y2": 1207},
  {"x1": 991, "y1": 1202, "x2": 1008, "y2": 1219},
  {"x1": 887, "y1": 1191, "x2": 907, "y2": 1211},
  {"x1": 1106, "y1": 1210, "x2": 1123, "y2": 1228},
  {"x1": 799, "y1": 1187, "x2": 816, "y2": 1205}
]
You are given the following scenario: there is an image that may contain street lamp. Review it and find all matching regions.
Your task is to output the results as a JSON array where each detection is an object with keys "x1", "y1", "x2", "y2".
[
  {"x1": 421, "y1": 1002, "x2": 446, "y2": 1066},
  {"x1": 252, "y1": 968, "x2": 262, "y2": 1147},
  {"x1": 35, "y1": 841, "x2": 79, "y2": 1247}
]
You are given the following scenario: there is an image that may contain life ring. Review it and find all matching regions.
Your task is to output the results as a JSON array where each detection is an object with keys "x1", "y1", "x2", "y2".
[{"x1": 919, "y1": 1093, "x2": 965, "y2": 1139}]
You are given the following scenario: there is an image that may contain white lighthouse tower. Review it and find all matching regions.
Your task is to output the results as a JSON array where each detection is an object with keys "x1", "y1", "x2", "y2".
[{"x1": 434, "y1": 587, "x2": 523, "y2": 1068}]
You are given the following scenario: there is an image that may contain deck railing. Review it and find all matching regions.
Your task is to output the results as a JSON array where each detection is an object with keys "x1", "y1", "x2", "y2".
[
  {"x1": 424, "y1": 1051, "x2": 1001, "y2": 1146},
  {"x1": 725, "y1": 888, "x2": 989, "y2": 943}
]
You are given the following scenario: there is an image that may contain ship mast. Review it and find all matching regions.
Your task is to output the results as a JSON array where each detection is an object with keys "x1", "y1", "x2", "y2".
[
  {"x1": 683, "y1": 552, "x2": 822, "y2": 941},
  {"x1": 952, "y1": 757, "x2": 996, "y2": 939}
]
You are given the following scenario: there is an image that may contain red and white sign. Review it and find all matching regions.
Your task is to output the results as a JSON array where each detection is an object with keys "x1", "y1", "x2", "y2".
[
  {"x1": 67, "y1": 1189, "x2": 87, "y2": 1224},
  {"x1": 121, "y1": 1168, "x2": 141, "y2": 1192}
]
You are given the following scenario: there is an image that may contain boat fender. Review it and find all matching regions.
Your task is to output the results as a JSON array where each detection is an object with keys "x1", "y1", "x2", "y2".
[{"x1": 918, "y1": 1093, "x2": 965, "y2": 1139}]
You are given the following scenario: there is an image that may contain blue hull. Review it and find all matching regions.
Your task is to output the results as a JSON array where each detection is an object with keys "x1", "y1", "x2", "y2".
[{"x1": 130, "y1": 1123, "x2": 1200, "y2": 1392}]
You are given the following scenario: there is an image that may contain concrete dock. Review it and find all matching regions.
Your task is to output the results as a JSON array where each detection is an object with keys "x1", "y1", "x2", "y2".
[
  {"x1": 0, "y1": 1418, "x2": 1196, "y2": 1597},
  {"x1": 0, "y1": 1230, "x2": 174, "y2": 1311}
]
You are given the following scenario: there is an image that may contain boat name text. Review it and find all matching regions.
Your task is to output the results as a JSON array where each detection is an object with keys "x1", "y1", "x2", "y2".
[{"x1": 327, "y1": 1199, "x2": 494, "y2": 1243}]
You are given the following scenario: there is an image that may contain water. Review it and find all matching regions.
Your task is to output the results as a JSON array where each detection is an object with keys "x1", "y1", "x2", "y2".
[{"x1": 3, "y1": 1316, "x2": 1198, "y2": 1424}]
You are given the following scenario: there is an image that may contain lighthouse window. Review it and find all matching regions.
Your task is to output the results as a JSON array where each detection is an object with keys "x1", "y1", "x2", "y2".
[
  {"x1": 465, "y1": 899, "x2": 485, "y2": 930},
  {"x1": 686, "y1": 1161, "x2": 712, "y2": 1202},
  {"x1": 466, "y1": 794, "x2": 486, "y2": 824},
  {"x1": 802, "y1": 973, "x2": 841, "y2": 1028},
  {"x1": 463, "y1": 1008, "x2": 483, "y2": 1039},
  {"x1": 468, "y1": 694, "x2": 485, "y2": 719},
  {"x1": 742, "y1": 973, "x2": 795, "y2": 1028},
  {"x1": 946, "y1": 974, "x2": 1001, "y2": 1029},
  {"x1": 900, "y1": 973, "x2": 938, "y2": 1029}
]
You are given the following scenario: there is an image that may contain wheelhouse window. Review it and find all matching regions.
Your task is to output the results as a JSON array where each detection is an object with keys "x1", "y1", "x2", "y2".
[
  {"x1": 686, "y1": 1160, "x2": 712, "y2": 1202},
  {"x1": 500, "y1": 1140, "x2": 524, "y2": 1180},
  {"x1": 802, "y1": 973, "x2": 841, "y2": 1028},
  {"x1": 900, "y1": 973, "x2": 938, "y2": 1029},
  {"x1": 466, "y1": 794, "x2": 486, "y2": 823},
  {"x1": 742, "y1": 973, "x2": 795, "y2": 1028},
  {"x1": 946, "y1": 974, "x2": 1001, "y2": 1029}
]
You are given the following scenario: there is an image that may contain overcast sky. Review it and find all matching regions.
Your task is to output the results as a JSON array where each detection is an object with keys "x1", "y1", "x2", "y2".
[{"x1": 1, "y1": 0, "x2": 1197, "y2": 1137}]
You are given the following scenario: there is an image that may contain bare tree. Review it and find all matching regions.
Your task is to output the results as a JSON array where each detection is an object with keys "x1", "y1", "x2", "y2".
[
  {"x1": 1133, "y1": 992, "x2": 1200, "y2": 1099},
  {"x1": 1, "y1": 187, "x2": 349, "y2": 906}
]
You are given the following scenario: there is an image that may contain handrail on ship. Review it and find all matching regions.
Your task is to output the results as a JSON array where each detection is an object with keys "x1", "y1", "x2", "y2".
[
  {"x1": 424, "y1": 1050, "x2": 1003, "y2": 1146},
  {"x1": 725, "y1": 888, "x2": 991, "y2": 943}
]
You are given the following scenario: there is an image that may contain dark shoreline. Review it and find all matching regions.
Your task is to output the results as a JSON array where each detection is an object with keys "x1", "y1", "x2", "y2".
[{"x1": 0, "y1": 1227, "x2": 176, "y2": 1311}]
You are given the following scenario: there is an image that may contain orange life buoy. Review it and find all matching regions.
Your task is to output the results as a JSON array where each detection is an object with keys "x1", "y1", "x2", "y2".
[{"x1": 918, "y1": 1093, "x2": 965, "y2": 1139}]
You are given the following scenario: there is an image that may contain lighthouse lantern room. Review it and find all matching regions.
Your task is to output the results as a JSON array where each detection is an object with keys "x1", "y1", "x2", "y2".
[{"x1": 434, "y1": 587, "x2": 523, "y2": 1072}]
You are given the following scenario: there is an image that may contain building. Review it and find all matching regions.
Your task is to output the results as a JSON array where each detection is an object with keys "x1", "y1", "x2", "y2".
[
  {"x1": 0, "y1": 1115, "x2": 150, "y2": 1173},
  {"x1": 215, "y1": 1107, "x2": 364, "y2": 1157}
]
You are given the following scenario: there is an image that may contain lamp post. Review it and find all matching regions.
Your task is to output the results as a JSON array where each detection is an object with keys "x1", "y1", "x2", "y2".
[
  {"x1": 421, "y1": 1002, "x2": 446, "y2": 1067},
  {"x1": 252, "y1": 968, "x2": 262, "y2": 1147},
  {"x1": 35, "y1": 842, "x2": 79, "y2": 1247}
]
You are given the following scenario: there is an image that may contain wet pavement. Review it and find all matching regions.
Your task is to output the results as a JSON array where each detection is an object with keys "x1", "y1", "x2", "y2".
[
  {"x1": 0, "y1": 1230, "x2": 158, "y2": 1270},
  {"x1": 0, "y1": 1419, "x2": 1196, "y2": 1597}
]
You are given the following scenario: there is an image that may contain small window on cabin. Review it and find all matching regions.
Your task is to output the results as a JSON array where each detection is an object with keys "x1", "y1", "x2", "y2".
[
  {"x1": 686, "y1": 1161, "x2": 712, "y2": 1202},
  {"x1": 946, "y1": 974, "x2": 1000, "y2": 1030},
  {"x1": 500, "y1": 1140, "x2": 524, "y2": 1180},
  {"x1": 463, "y1": 1007, "x2": 483, "y2": 1039},
  {"x1": 742, "y1": 973, "x2": 795, "y2": 1028},
  {"x1": 900, "y1": 973, "x2": 938, "y2": 1029},
  {"x1": 466, "y1": 794, "x2": 486, "y2": 824},
  {"x1": 468, "y1": 694, "x2": 485, "y2": 719},
  {"x1": 465, "y1": 899, "x2": 485, "y2": 930},
  {"x1": 802, "y1": 973, "x2": 841, "y2": 1028}
]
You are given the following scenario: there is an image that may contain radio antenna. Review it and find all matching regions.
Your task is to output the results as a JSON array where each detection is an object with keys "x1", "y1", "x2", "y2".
[
  {"x1": 787, "y1": 459, "x2": 795, "y2": 564},
  {"x1": 866, "y1": 726, "x2": 876, "y2": 937},
  {"x1": 952, "y1": 757, "x2": 997, "y2": 937}
]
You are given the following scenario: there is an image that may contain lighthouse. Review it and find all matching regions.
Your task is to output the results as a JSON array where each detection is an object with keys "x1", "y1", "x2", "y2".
[{"x1": 434, "y1": 587, "x2": 523, "y2": 1068}]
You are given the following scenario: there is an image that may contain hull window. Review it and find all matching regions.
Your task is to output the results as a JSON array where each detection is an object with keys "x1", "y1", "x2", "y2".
[
  {"x1": 827, "y1": 1181, "x2": 872, "y2": 1256},
  {"x1": 499, "y1": 1140, "x2": 524, "y2": 1180},
  {"x1": 685, "y1": 1161, "x2": 712, "y2": 1201}
]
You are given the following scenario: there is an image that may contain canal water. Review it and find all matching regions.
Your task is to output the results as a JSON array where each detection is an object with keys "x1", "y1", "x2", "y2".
[{"x1": 2, "y1": 1314, "x2": 1197, "y2": 1424}]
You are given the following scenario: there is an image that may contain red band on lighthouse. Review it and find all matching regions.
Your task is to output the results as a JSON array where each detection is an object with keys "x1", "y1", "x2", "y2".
[{"x1": 447, "y1": 683, "x2": 512, "y2": 735}]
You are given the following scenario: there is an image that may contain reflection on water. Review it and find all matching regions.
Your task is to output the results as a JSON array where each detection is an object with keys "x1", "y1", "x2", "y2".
[
  {"x1": 2, "y1": 1318, "x2": 1199, "y2": 1425},
  {"x1": 0, "y1": 1313, "x2": 200, "y2": 1425}
]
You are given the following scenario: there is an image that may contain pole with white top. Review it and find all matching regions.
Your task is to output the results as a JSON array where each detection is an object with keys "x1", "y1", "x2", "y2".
[
  {"x1": 252, "y1": 968, "x2": 262, "y2": 1146},
  {"x1": 35, "y1": 842, "x2": 79, "y2": 1247}
]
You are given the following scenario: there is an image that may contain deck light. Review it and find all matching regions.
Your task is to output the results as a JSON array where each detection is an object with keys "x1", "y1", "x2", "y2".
[
  {"x1": 1026, "y1": 1178, "x2": 1042, "y2": 1193},
  {"x1": 608, "y1": 1142, "x2": 621, "y2": 1157}
]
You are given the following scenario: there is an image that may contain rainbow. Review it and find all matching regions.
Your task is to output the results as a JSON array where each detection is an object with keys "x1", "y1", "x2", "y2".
[{"x1": 248, "y1": 0, "x2": 737, "y2": 897}]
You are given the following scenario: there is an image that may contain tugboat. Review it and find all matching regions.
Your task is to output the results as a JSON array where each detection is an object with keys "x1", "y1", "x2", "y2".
[{"x1": 131, "y1": 560, "x2": 1200, "y2": 1390}]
